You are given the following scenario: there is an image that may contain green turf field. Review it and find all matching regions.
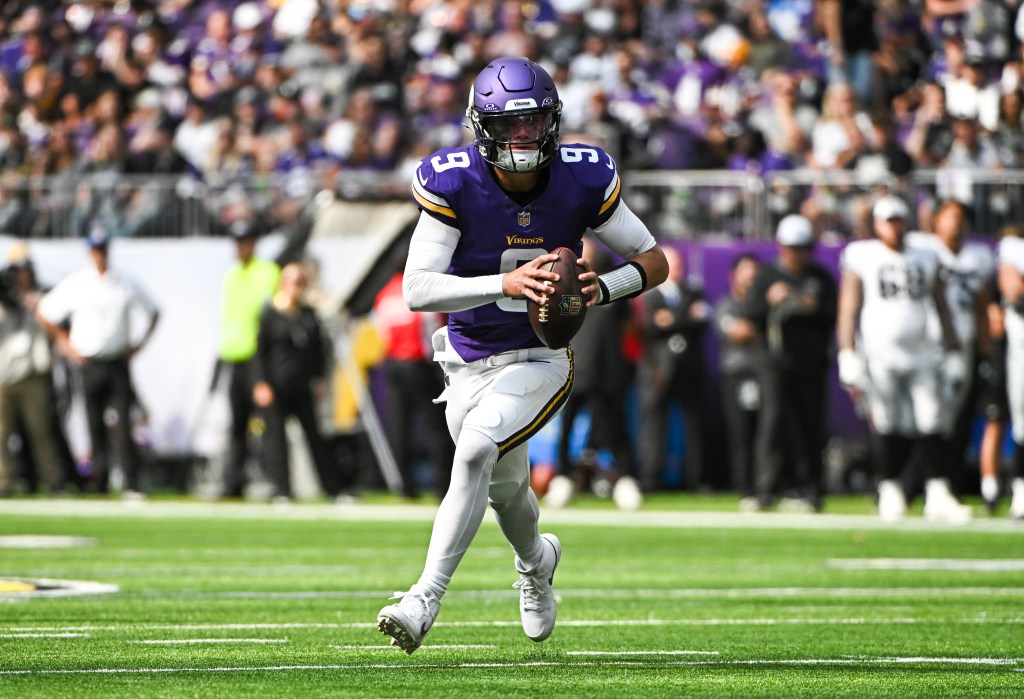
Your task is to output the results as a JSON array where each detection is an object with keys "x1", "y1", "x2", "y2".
[{"x1": 1, "y1": 497, "x2": 1022, "y2": 697}]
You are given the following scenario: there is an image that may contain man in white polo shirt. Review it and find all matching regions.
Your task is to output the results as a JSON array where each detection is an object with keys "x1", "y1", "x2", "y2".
[{"x1": 37, "y1": 226, "x2": 160, "y2": 497}]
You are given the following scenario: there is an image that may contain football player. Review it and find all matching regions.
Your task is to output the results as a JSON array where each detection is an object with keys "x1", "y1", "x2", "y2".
[
  {"x1": 836, "y1": 195, "x2": 967, "y2": 522},
  {"x1": 997, "y1": 228, "x2": 1024, "y2": 519},
  {"x1": 906, "y1": 199, "x2": 993, "y2": 514},
  {"x1": 376, "y1": 57, "x2": 669, "y2": 653}
]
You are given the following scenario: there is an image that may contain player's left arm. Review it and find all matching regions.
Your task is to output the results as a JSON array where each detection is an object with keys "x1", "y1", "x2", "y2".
[
  {"x1": 974, "y1": 277, "x2": 993, "y2": 358},
  {"x1": 931, "y1": 273, "x2": 961, "y2": 352},
  {"x1": 583, "y1": 200, "x2": 668, "y2": 306}
]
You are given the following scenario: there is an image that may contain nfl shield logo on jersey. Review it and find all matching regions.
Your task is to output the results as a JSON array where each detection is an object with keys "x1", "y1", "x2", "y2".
[{"x1": 518, "y1": 211, "x2": 531, "y2": 227}]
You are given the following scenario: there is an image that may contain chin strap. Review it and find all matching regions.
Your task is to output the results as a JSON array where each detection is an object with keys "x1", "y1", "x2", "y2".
[{"x1": 595, "y1": 261, "x2": 647, "y2": 305}]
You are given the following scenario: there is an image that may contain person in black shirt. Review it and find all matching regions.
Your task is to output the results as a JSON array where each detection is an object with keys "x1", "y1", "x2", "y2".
[
  {"x1": 713, "y1": 253, "x2": 764, "y2": 510},
  {"x1": 742, "y1": 215, "x2": 838, "y2": 511},
  {"x1": 636, "y1": 246, "x2": 710, "y2": 492},
  {"x1": 252, "y1": 262, "x2": 336, "y2": 502}
]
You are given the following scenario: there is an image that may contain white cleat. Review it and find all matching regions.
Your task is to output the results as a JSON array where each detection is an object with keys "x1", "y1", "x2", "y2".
[
  {"x1": 612, "y1": 476, "x2": 643, "y2": 511},
  {"x1": 877, "y1": 479, "x2": 907, "y2": 522},
  {"x1": 514, "y1": 533, "x2": 561, "y2": 642},
  {"x1": 923, "y1": 478, "x2": 972, "y2": 524},
  {"x1": 376, "y1": 585, "x2": 440, "y2": 655},
  {"x1": 1009, "y1": 479, "x2": 1024, "y2": 520},
  {"x1": 543, "y1": 475, "x2": 575, "y2": 509}
]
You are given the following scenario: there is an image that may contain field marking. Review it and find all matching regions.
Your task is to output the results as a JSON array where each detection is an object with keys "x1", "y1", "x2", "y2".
[
  {"x1": 567, "y1": 650, "x2": 720, "y2": 656},
  {"x1": 132, "y1": 639, "x2": 289, "y2": 645},
  {"x1": 329, "y1": 645, "x2": 496, "y2": 650},
  {"x1": 827, "y1": 558, "x2": 1024, "y2": 572},
  {"x1": 12, "y1": 565, "x2": 361, "y2": 578},
  {"x1": 0, "y1": 633, "x2": 90, "y2": 639},
  {"x1": 0, "y1": 578, "x2": 119, "y2": 600},
  {"x1": 3, "y1": 615, "x2": 1021, "y2": 636},
  {"x1": 3, "y1": 499, "x2": 1023, "y2": 533},
  {"x1": 0, "y1": 536, "x2": 96, "y2": 548},
  {"x1": 1, "y1": 657, "x2": 1020, "y2": 676},
  {"x1": 84, "y1": 586, "x2": 1024, "y2": 602}
]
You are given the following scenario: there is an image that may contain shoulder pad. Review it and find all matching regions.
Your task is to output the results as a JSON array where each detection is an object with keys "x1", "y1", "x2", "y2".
[
  {"x1": 410, "y1": 147, "x2": 476, "y2": 224},
  {"x1": 556, "y1": 143, "x2": 621, "y2": 220}
]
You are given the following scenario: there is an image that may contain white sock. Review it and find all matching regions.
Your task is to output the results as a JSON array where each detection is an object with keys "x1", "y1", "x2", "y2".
[
  {"x1": 415, "y1": 570, "x2": 451, "y2": 599},
  {"x1": 981, "y1": 476, "x2": 999, "y2": 502},
  {"x1": 422, "y1": 429, "x2": 498, "y2": 582}
]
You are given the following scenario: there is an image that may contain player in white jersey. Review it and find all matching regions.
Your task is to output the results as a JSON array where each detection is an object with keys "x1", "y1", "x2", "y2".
[
  {"x1": 996, "y1": 231, "x2": 1024, "y2": 519},
  {"x1": 906, "y1": 199, "x2": 993, "y2": 511},
  {"x1": 837, "y1": 195, "x2": 966, "y2": 522}
]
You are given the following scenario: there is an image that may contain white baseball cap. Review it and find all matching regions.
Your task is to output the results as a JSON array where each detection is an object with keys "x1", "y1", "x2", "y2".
[
  {"x1": 775, "y1": 214, "x2": 815, "y2": 246},
  {"x1": 873, "y1": 195, "x2": 910, "y2": 221}
]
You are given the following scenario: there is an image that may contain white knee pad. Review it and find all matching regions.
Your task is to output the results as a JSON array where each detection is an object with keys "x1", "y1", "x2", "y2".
[
  {"x1": 453, "y1": 428, "x2": 499, "y2": 479},
  {"x1": 488, "y1": 443, "x2": 530, "y2": 505}
]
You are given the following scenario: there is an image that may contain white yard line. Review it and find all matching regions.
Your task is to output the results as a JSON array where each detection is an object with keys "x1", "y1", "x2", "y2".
[
  {"x1": 827, "y1": 558, "x2": 1024, "y2": 572},
  {"x1": 1, "y1": 499, "x2": 1022, "y2": 533},
  {"x1": 329, "y1": 644, "x2": 496, "y2": 650},
  {"x1": 0, "y1": 633, "x2": 90, "y2": 638},
  {"x1": 0, "y1": 657, "x2": 1020, "y2": 676},
  {"x1": 566, "y1": 650, "x2": 719, "y2": 656},
  {"x1": 132, "y1": 639, "x2": 289, "y2": 645},
  {"x1": 3, "y1": 615, "x2": 1021, "y2": 635},
  {"x1": 0, "y1": 536, "x2": 96, "y2": 548},
  {"x1": 78, "y1": 586, "x2": 1024, "y2": 602}
]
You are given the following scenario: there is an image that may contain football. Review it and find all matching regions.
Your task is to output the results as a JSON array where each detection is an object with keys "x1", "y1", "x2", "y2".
[{"x1": 527, "y1": 246, "x2": 588, "y2": 349}]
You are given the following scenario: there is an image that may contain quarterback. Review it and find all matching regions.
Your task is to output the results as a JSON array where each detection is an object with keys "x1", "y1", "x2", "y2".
[{"x1": 376, "y1": 57, "x2": 668, "y2": 653}]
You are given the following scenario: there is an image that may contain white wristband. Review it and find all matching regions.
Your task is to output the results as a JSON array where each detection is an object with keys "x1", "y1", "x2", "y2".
[{"x1": 596, "y1": 261, "x2": 647, "y2": 305}]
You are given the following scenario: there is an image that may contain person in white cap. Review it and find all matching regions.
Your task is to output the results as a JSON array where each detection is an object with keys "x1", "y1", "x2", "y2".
[
  {"x1": 741, "y1": 214, "x2": 837, "y2": 511},
  {"x1": 836, "y1": 195, "x2": 969, "y2": 522}
]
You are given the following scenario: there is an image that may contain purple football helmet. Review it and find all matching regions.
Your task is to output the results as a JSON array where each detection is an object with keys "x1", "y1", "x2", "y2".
[{"x1": 467, "y1": 57, "x2": 562, "y2": 173}]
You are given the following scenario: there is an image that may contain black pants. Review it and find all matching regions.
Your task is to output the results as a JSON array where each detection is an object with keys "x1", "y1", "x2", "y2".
[
  {"x1": 222, "y1": 360, "x2": 256, "y2": 497},
  {"x1": 754, "y1": 365, "x2": 827, "y2": 507},
  {"x1": 261, "y1": 385, "x2": 336, "y2": 499},
  {"x1": 557, "y1": 386, "x2": 637, "y2": 479},
  {"x1": 720, "y1": 370, "x2": 761, "y2": 498},
  {"x1": 944, "y1": 358, "x2": 981, "y2": 492},
  {"x1": 81, "y1": 357, "x2": 140, "y2": 492},
  {"x1": 637, "y1": 368, "x2": 706, "y2": 492},
  {"x1": 384, "y1": 360, "x2": 453, "y2": 499}
]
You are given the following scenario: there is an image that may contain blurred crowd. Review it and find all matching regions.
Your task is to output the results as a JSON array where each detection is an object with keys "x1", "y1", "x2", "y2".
[
  {"x1": 1, "y1": 1, "x2": 1024, "y2": 238},
  {"x1": 3, "y1": 1, "x2": 1024, "y2": 521}
]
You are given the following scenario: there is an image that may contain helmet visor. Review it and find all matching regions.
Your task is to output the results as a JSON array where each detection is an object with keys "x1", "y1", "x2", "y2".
[{"x1": 479, "y1": 110, "x2": 556, "y2": 143}]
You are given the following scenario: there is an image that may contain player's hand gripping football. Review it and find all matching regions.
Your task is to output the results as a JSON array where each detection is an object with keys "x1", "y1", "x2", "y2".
[
  {"x1": 502, "y1": 253, "x2": 561, "y2": 304},
  {"x1": 576, "y1": 256, "x2": 599, "y2": 306}
]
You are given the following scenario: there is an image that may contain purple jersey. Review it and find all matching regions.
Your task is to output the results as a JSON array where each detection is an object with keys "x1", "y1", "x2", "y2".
[{"x1": 412, "y1": 143, "x2": 622, "y2": 361}]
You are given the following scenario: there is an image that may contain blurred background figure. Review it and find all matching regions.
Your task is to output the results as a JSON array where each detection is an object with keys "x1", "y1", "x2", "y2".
[
  {"x1": 907, "y1": 200, "x2": 993, "y2": 500},
  {"x1": 997, "y1": 226, "x2": 1024, "y2": 519},
  {"x1": 742, "y1": 215, "x2": 837, "y2": 512},
  {"x1": 37, "y1": 226, "x2": 159, "y2": 498},
  {"x1": 0, "y1": 243, "x2": 63, "y2": 496},
  {"x1": 636, "y1": 246, "x2": 710, "y2": 493},
  {"x1": 373, "y1": 259, "x2": 451, "y2": 501},
  {"x1": 216, "y1": 221, "x2": 280, "y2": 499},
  {"x1": 713, "y1": 253, "x2": 763, "y2": 511},
  {"x1": 252, "y1": 262, "x2": 338, "y2": 504},
  {"x1": 977, "y1": 274, "x2": 1008, "y2": 515},
  {"x1": 548, "y1": 235, "x2": 641, "y2": 510},
  {"x1": 837, "y1": 196, "x2": 969, "y2": 523}
]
